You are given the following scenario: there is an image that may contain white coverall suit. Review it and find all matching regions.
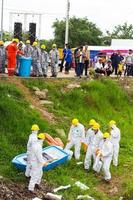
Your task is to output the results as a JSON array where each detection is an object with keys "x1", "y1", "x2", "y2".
[
  {"x1": 24, "y1": 45, "x2": 33, "y2": 58},
  {"x1": 49, "y1": 48, "x2": 59, "y2": 77},
  {"x1": 32, "y1": 46, "x2": 43, "y2": 76},
  {"x1": 84, "y1": 129, "x2": 103, "y2": 170},
  {"x1": 65, "y1": 123, "x2": 85, "y2": 160},
  {"x1": 101, "y1": 139, "x2": 113, "y2": 180},
  {"x1": 40, "y1": 50, "x2": 49, "y2": 76},
  {"x1": 110, "y1": 125, "x2": 121, "y2": 166},
  {"x1": 28, "y1": 140, "x2": 44, "y2": 191},
  {"x1": 25, "y1": 131, "x2": 38, "y2": 177}
]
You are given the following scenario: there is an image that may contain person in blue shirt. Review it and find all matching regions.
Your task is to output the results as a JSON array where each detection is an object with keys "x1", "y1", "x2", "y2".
[
  {"x1": 60, "y1": 44, "x2": 68, "y2": 72},
  {"x1": 64, "y1": 45, "x2": 72, "y2": 74}
]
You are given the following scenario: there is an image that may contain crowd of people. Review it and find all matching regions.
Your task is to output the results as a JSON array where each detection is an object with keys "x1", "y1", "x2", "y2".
[
  {"x1": 0, "y1": 38, "x2": 59, "y2": 77},
  {"x1": 0, "y1": 38, "x2": 133, "y2": 78},
  {"x1": 25, "y1": 119, "x2": 121, "y2": 193}
]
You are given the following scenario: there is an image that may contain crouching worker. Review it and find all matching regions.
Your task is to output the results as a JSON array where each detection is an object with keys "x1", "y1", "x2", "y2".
[
  {"x1": 64, "y1": 118, "x2": 85, "y2": 160},
  {"x1": 94, "y1": 132, "x2": 113, "y2": 183},
  {"x1": 28, "y1": 133, "x2": 48, "y2": 192}
]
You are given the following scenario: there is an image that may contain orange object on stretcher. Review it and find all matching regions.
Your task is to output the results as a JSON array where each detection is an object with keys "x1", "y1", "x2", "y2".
[{"x1": 45, "y1": 133, "x2": 64, "y2": 148}]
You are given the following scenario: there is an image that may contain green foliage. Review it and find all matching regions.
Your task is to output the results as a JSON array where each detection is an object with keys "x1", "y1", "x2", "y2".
[
  {"x1": 107, "y1": 22, "x2": 133, "y2": 39},
  {"x1": 52, "y1": 17, "x2": 103, "y2": 47},
  {"x1": 1, "y1": 78, "x2": 133, "y2": 199}
]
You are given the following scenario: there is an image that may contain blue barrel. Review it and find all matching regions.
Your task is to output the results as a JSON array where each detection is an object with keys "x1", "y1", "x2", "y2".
[{"x1": 19, "y1": 57, "x2": 32, "y2": 77}]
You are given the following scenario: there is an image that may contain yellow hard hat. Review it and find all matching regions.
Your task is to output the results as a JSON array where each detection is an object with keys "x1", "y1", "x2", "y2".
[
  {"x1": 103, "y1": 132, "x2": 110, "y2": 139},
  {"x1": 12, "y1": 38, "x2": 19, "y2": 43},
  {"x1": 37, "y1": 133, "x2": 45, "y2": 140},
  {"x1": 41, "y1": 44, "x2": 46, "y2": 49},
  {"x1": 92, "y1": 123, "x2": 100, "y2": 130},
  {"x1": 52, "y1": 43, "x2": 57, "y2": 48},
  {"x1": 0, "y1": 41, "x2": 4, "y2": 45},
  {"x1": 31, "y1": 124, "x2": 40, "y2": 131},
  {"x1": 72, "y1": 118, "x2": 79, "y2": 126},
  {"x1": 109, "y1": 120, "x2": 116, "y2": 127},
  {"x1": 26, "y1": 40, "x2": 30, "y2": 44},
  {"x1": 32, "y1": 41, "x2": 38, "y2": 46},
  {"x1": 89, "y1": 119, "x2": 96, "y2": 126}
]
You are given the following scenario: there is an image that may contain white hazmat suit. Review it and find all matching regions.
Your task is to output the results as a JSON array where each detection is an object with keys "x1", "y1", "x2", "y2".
[
  {"x1": 84, "y1": 129, "x2": 103, "y2": 170},
  {"x1": 25, "y1": 130, "x2": 38, "y2": 177},
  {"x1": 93, "y1": 138, "x2": 113, "y2": 181},
  {"x1": 65, "y1": 123, "x2": 85, "y2": 160},
  {"x1": 28, "y1": 140, "x2": 44, "y2": 191},
  {"x1": 110, "y1": 125, "x2": 121, "y2": 166},
  {"x1": 101, "y1": 139, "x2": 113, "y2": 180}
]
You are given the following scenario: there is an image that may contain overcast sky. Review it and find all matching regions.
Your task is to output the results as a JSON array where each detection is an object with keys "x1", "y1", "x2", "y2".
[{"x1": 2, "y1": 0, "x2": 133, "y2": 39}]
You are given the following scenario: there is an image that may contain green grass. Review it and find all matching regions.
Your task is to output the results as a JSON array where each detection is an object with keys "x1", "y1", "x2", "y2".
[{"x1": 0, "y1": 78, "x2": 133, "y2": 199}]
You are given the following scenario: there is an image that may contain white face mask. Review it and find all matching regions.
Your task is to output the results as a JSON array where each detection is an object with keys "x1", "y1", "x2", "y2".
[{"x1": 32, "y1": 130, "x2": 38, "y2": 134}]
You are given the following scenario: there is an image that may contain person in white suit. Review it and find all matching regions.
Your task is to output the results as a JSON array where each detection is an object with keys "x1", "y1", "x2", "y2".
[
  {"x1": 65, "y1": 118, "x2": 85, "y2": 160},
  {"x1": 109, "y1": 120, "x2": 121, "y2": 166}
]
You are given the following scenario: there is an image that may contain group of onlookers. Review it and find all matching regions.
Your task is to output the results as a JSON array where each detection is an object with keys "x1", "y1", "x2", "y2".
[
  {"x1": 94, "y1": 49, "x2": 133, "y2": 77},
  {"x1": 1, "y1": 39, "x2": 133, "y2": 78}
]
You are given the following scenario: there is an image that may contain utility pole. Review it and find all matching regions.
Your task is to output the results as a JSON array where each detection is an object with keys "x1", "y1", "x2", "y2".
[
  {"x1": 65, "y1": 0, "x2": 70, "y2": 44},
  {"x1": 1, "y1": 0, "x2": 4, "y2": 40}
]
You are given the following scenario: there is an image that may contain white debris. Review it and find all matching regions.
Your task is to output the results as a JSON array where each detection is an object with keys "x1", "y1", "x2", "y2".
[
  {"x1": 7, "y1": 94, "x2": 10, "y2": 98},
  {"x1": 53, "y1": 184, "x2": 71, "y2": 193},
  {"x1": 75, "y1": 181, "x2": 89, "y2": 190},
  {"x1": 45, "y1": 193, "x2": 62, "y2": 200},
  {"x1": 119, "y1": 197, "x2": 123, "y2": 200},
  {"x1": 32, "y1": 198, "x2": 42, "y2": 200},
  {"x1": 77, "y1": 195, "x2": 95, "y2": 200},
  {"x1": 76, "y1": 162, "x2": 83, "y2": 165}
]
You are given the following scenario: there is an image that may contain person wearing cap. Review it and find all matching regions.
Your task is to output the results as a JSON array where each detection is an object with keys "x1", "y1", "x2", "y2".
[
  {"x1": 94, "y1": 132, "x2": 113, "y2": 183},
  {"x1": 25, "y1": 124, "x2": 40, "y2": 178},
  {"x1": 64, "y1": 118, "x2": 85, "y2": 160},
  {"x1": 109, "y1": 120, "x2": 121, "y2": 166},
  {"x1": 84, "y1": 119, "x2": 96, "y2": 170},
  {"x1": 31, "y1": 41, "x2": 43, "y2": 77},
  {"x1": 6, "y1": 38, "x2": 19, "y2": 76},
  {"x1": 24, "y1": 40, "x2": 33, "y2": 58},
  {"x1": 28, "y1": 133, "x2": 48, "y2": 192},
  {"x1": 84, "y1": 121, "x2": 103, "y2": 171},
  {"x1": 0, "y1": 41, "x2": 6, "y2": 73},
  {"x1": 49, "y1": 44, "x2": 59, "y2": 77},
  {"x1": 40, "y1": 44, "x2": 49, "y2": 77}
]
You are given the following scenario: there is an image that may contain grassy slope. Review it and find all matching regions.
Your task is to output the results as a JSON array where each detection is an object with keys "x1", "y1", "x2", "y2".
[{"x1": 0, "y1": 78, "x2": 133, "y2": 199}]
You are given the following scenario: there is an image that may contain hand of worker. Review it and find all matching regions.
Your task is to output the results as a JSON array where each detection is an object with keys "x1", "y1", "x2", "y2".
[{"x1": 43, "y1": 161, "x2": 48, "y2": 167}]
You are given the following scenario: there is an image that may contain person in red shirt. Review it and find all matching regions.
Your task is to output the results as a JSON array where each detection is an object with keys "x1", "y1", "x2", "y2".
[{"x1": 6, "y1": 38, "x2": 19, "y2": 76}]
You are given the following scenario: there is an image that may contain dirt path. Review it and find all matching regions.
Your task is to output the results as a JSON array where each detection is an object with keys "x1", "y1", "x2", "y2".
[
  {"x1": 0, "y1": 180, "x2": 53, "y2": 200},
  {"x1": 7, "y1": 78, "x2": 55, "y2": 123}
]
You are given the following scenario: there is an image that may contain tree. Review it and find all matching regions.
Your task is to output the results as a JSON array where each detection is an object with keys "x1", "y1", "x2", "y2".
[
  {"x1": 108, "y1": 22, "x2": 133, "y2": 39},
  {"x1": 52, "y1": 17, "x2": 103, "y2": 47}
]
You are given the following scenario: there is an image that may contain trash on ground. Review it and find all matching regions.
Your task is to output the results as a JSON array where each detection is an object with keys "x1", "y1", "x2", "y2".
[
  {"x1": 77, "y1": 195, "x2": 95, "y2": 200},
  {"x1": 75, "y1": 181, "x2": 89, "y2": 190},
  {"x1": 45, "y1": 192, "x2": 62, "y2": 200},
  {"x1": 76, "y1": 162, "x2": 83, "y2": 165},
  {"x1": 53, "y1": 184, "x2": 71, "y2": 193},
  {"x1": 32, "y1": 198, "x2": 42, "y2": 200},
  {"x1": 119, "y1": 197, "x2": 123, "y2": 200}
]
